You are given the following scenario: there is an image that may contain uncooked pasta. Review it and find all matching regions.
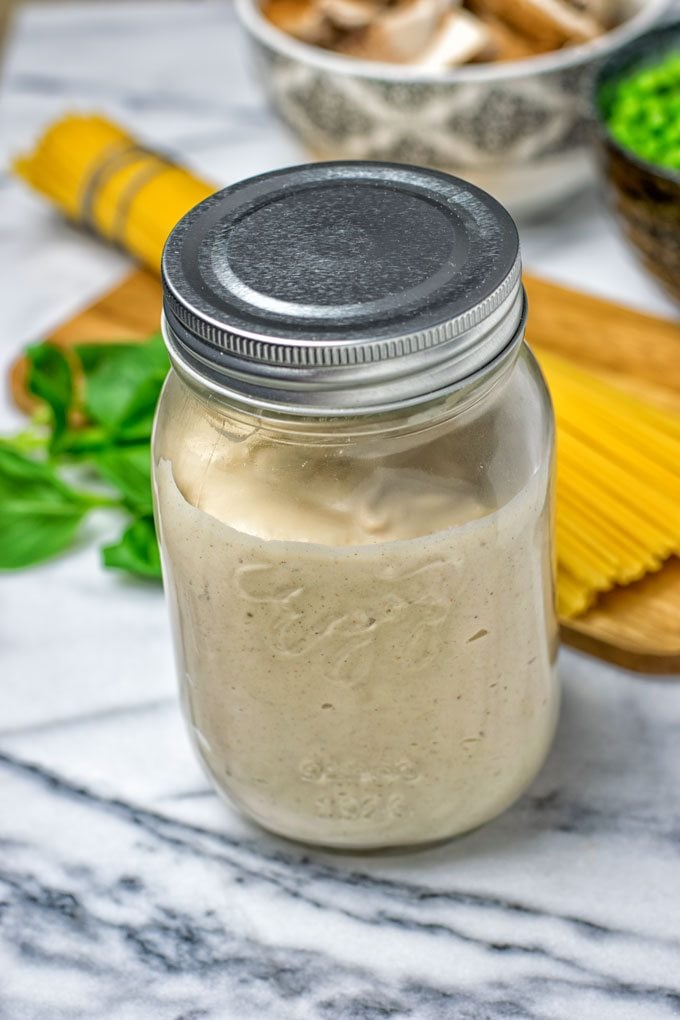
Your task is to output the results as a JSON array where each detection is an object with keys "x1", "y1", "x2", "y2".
[
  {"x1": 536, "y1": 348, "x2": 680, "y2": 618},
  {"x1": 14, "y1": 114, "x2": 213, "y2": 271}
]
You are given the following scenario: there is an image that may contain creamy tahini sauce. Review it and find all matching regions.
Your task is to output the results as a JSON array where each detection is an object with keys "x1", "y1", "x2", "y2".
[{"x1": 155, "y1": 434, "x2": 557, "y2": 849}]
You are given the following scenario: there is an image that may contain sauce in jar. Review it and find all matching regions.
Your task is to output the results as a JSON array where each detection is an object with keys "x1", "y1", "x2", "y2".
[{"x1": 154, "y1": 162, "x2": 558, "y2": 849}]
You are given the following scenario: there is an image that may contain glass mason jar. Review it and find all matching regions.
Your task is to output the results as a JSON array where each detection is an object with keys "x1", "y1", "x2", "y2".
[{"x1": 153, "y1": 163, "x2": 559, "y2": 850}]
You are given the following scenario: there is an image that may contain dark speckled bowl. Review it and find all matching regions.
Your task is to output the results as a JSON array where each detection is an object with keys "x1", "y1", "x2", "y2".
[{"x1": 593, "y1": 21, "x2": 680, "y2": 302}]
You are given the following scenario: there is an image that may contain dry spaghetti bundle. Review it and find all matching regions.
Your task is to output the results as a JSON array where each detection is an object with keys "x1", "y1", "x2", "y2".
[
  {"x1": 14, "y1": 114, "x2": 214, "y2": 271},
  {"x1": 15, "y1": 114, "x2": 680, "y2": 621},
  {"x1": 536, "y1": 348, "x2": 680, "y2": 619}
]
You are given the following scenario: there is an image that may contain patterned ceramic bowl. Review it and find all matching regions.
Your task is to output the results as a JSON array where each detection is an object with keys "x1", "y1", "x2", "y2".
[
  {"x1": 593, "y1": 21, "x2": 680, "y2": 301},
  {"x1": 236, "y1": 0, "x2": 671, "y2": 217}
]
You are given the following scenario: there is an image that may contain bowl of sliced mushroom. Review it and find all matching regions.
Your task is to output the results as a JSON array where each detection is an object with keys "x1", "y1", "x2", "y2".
[{"x1": 236, "y1": 0, "x2": 672, "y2": 216}]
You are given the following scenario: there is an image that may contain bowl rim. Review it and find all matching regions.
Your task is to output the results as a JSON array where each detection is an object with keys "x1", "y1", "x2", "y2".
[
  {"x1": 236, "y1": 0, "x2": 672, "y2": 83},
  {"x1": 592, "y1": 19, "x2": 680, "y2": 186}
]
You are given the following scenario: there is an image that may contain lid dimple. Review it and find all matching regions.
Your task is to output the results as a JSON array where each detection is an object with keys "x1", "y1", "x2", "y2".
[{"x1": 161, "y1": 162, "x2": 524, "y2": 415}]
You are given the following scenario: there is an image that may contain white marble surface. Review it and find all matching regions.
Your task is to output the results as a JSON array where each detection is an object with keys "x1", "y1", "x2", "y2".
[{"x1": 1, "y1": 3, "x2": 680, "y2": 1018}]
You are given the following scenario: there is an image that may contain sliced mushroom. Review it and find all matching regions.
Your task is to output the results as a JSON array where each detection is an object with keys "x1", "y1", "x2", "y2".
[
  {"x1": 261, "y1": 0, "x2": 618, "y2": 62},
  {"x1": 564, "y1": 0, "x2": 617, "y2": 28},
  {"x1": 467, "y1": 10, "x2": 555, "y2": 60},
  {"x1": 417, "y1": 8, "x2": 492, "y2": 67},
  {"x1": 342, "y1": 0, "x2": 452, "y2": 63},
  {"x1": 467, "y1": 0, "x2": 603, "y2": 46},
  {"x1": 262, "y1": 0, "x2": 331, "y2": 43},
  {"x1": 319, "y1": 0, "x2": 387, "y2": 30}
]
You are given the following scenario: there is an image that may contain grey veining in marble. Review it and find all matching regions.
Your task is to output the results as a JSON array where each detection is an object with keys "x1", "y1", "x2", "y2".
[
  {"x1": 2, "y1": 656, "x2": 680, "y2": 1019},
  {"x1": 1, "y1": 3, "x2": 679, "y2": 1018}
]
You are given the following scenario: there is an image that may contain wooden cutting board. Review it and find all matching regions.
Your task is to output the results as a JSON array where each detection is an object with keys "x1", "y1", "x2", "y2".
[{"x1": 9, "y1": 270, "x2": 680, "y2": 675}]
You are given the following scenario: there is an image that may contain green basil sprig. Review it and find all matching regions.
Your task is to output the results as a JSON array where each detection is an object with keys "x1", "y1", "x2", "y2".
[
  {"x1": 1, "y1": 334, "x2": 168, "y2": 580},
  {"x1": 26, "y1": 343, "x2": 73, "y2": 449},
  {"x1": 102, "y1": 517, "x2": 161, "y2": 579}
]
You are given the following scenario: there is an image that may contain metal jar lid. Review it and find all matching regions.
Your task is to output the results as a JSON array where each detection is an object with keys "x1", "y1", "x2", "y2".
[{"x1": 161, "y1": 162, "x2": 524, "y2": 416}]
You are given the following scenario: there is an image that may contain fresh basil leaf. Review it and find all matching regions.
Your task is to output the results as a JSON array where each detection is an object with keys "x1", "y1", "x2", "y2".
[
  {"x1": 0, "y1": 505, "x2": 87, "y2": 570},
  {"x1": 25, "y1": 343, "x2": 73, "y2": 446},
  {"x1": 76, "y1": 334, "x2": 168, "y2": 439},
  {"x1": 102, "y1": 516, "x2": 162, "y2": 580},
  {"x1": 0, "y1": 442, "x2": 83, "y2": 503},
  {"x1": 0, "y1": 444, "x2": 90, "y2": 569},
  {"x1": 93, "y1": 444, "x2": 152, "y2": 515},
  {"x1": 110, "y1": 375, "x2": 163, "y2": 443},
  {"x1": 76, "y1": 333, "x2": 165, "y2": 375},
  {"x1": 58, "y1": 425, "x2": 112, "y2": 456}
]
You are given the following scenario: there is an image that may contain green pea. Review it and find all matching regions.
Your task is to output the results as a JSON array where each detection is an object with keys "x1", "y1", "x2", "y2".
[
  {"x1": 646, "y1": 108, "x2": 667, "y2": 131},
  {"x1": 604, "y1": 49, "x2": 680, "y2": 170},
  {"x1": 633, "y1": 70, "x2": 660, "y2": 94},
  {"x1": 617, "y1": 97, "x2": 643, "y2": 120},
  {"x1": 666, "y1": 121, "x2": 680, "y2": 145}
]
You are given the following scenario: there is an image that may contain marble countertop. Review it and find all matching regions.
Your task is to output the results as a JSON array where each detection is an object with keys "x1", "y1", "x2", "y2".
[{"x1": 1, "y1": 3, "x2": 679, "y2": 1018}]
